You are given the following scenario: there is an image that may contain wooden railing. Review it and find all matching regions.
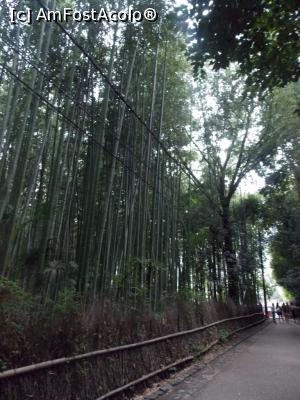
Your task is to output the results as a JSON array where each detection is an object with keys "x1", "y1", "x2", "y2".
[{"x1": 0, "y1": 312, "x2": 265, "y2": 400}]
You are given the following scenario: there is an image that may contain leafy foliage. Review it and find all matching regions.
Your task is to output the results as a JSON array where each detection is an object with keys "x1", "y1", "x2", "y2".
[
  {"x1": 260, "y1": 82, "x2": 300, "y2": 297},
  {"x1": 190, "y1": 0, "x2": 300, "y2": 90},
  {"x1": 268, "y1": 192, "x2": 300, "y2": 298}
]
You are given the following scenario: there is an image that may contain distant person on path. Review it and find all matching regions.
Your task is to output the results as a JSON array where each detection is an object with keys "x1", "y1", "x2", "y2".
[
  {"x1": 276, "y1": 303, "x2": 283, "y2": 322},
  {"x1": 271, "y1": 303, "x2": 276, "y2": 323},
  {"x1": 282, "y1": 302, "x2": 288, "y2": 322},
  {"x1": 286, "y1": 302, "x2": 290, "y2": 320},
  {"x1": 291, "y1": 304, "x2": 296, "y2": 322}
]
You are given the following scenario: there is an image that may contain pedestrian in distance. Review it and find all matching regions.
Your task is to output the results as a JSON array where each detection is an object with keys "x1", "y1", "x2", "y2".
[
  {"x1": 282, "y1": 302, "x2": 288, "y2": 322},
  {"x1": 286, "y1": 302, "x2": 290, "y2": 321},
  {"x1": 291, "y1": 305, "x2": 296, "y2": 322},
  {"x1": 276, "y1": 303, "x2": 283, "y2": 322},
  {"x1": 271, "y1": 303, "x2": 276, "y2": 323}
]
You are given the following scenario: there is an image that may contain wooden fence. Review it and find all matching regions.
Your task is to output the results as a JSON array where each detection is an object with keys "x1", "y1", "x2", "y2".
[{"x1": 0, "y1": 312, "x2": 265, "y2": 400}]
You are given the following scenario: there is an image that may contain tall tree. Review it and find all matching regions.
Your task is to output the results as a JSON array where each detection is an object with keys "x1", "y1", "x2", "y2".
[{"x1": 193, "y1": 68, "x2": 278, "y2": 302}]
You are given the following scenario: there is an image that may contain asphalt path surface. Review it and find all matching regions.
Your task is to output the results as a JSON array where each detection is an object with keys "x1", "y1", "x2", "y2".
[{"x1": 159, "y1": 322, "x2": 300, "y2": 400}]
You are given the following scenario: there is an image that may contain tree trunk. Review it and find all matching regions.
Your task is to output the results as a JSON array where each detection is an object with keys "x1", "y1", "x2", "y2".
[{"x1": 221, "y1": 202, "x2": 239, "y2": 303}]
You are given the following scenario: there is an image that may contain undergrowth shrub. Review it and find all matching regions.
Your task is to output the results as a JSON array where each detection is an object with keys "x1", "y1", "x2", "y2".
[{"x1": 0, "y1": 277, "x2": 260, "y2": 372}]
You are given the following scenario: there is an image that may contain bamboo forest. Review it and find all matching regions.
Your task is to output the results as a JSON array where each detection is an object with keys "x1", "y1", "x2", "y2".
[{"x1": 0, "y1": 1, "x2": 299, "y2": 399}]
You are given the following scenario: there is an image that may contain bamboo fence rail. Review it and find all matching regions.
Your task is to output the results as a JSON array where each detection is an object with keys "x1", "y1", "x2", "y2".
[{"x1": 0, "y1": 312, "x2": 264, "y2": 381}]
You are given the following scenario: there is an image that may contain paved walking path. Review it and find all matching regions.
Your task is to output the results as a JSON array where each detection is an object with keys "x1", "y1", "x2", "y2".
[{"x1": 159, "y1": 322, "x2": 300, "y2": 400}]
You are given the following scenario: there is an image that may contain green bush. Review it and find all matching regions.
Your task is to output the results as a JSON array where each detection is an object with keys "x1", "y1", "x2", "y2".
[{"x1": 218, "y1": 328, "x2": 229, "y2": 342}]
